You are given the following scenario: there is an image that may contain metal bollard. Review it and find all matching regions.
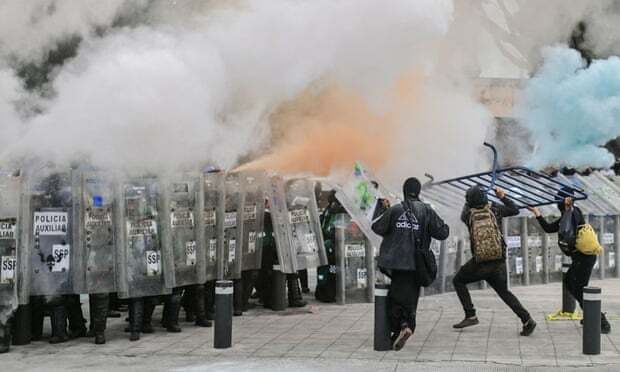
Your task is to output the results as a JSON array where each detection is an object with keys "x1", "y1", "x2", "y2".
[
  {"x1": 374, "y1": 283, "x2": 391, "y2": 351},
  {"x1": 214, "y1": 280, "x2": 233, "y2": 349},
  {"x1": 561, "y1": 262, "x2": 577, "y2": 313},
  {"x1": 583, "y1": 287, "x2": 601, "y2": 355},
  {"x1": 271, "y1": 265, "x2": 287, "y2": 311}
]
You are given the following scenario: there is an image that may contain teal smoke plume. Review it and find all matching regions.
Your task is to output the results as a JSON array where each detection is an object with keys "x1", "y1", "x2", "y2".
[{"x1": 517, "y1": 45, "x2": 620, "y2": 169}]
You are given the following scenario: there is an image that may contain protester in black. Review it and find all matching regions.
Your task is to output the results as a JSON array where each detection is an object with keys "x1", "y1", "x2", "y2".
[
  {"x1": 372, "y1": 177, "x2": 449, "y2": 351},
  {"x1": 453, "y1": 185, "x2": 536, "y2": 336},
  {"x1": 529, "y1": 191, "x2": 611, "y2": 334}
]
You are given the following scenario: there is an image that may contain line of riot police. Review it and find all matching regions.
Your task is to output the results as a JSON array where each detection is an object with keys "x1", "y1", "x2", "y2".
[{"x1": 0, "y1": 168, "x2": 327, "y2": 353}]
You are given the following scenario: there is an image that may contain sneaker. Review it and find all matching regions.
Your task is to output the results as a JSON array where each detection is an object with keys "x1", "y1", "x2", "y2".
[
  {"x1": 392, "y1": 327, "x2": 413, "y2": 351},
  {"x1": 453, "y1": 317, "x2": 479, "y2": 329},
  {"x1": 520, "y1": 319, "x2": 537, "y2": 336}
]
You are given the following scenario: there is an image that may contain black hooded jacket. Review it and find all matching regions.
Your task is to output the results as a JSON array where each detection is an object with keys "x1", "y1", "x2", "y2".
[{"x1": 371, "y1": 197, "x2": 449, "y2": 271}]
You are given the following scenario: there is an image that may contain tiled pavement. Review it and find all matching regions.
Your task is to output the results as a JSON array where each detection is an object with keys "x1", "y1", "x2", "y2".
[{"x1": 3, "y1": 279, "x2": 620, "y2": 371}]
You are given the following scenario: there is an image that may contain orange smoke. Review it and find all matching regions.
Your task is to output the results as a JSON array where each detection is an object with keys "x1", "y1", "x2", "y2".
[{"x1": 237, "y1": 73, "x2": 422, "y2": 176}]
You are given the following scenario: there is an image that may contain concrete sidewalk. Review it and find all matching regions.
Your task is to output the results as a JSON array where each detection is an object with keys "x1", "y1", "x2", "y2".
[{"x1": 3, "y1": 279, "x2": 620, "y2": 371}]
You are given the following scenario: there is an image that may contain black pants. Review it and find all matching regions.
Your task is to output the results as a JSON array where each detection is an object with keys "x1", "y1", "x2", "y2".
[
  {"x1": 565, "y1": 252, "x2": 596, "y2": 309},
  {"x1": 453, "y1": 259, "x2": 530, "y2": 323},
  {"x1": 388, "y1": 270, "x2": 420, "y2": 334}
]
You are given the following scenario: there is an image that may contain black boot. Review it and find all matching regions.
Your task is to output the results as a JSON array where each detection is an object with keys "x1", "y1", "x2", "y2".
[
  {"x1": 181, "y1": 288, "x2": 196, "y2": 322},
  {"x1": 602, "y1": 313, "x2": 612, "y2": 334},
  {"x1": 233, "y1": 279, "x2": 244, "y2": 316},
  {"x1": 142, "y1": 298, "x2": 156, "y2": 334},
  {"x1": 0, "y1": 321, "x2": 11, "y2": 353},
  {"x1": 30, "y1": 298, "x2": 45, "y2": 341},
  {"x1": 65, "y1": 295, "x2": 87, "y2": 339},
  {"x1": 49, "y1": 304, "x2": 69, "y2": 344},
  {"x1": 163, "y1": 290, "x2": 182, "y2": 333},
  {"x1": 205, "y1": 281, "x2": 215, "y2": 320},
  {"x1": 128, "y1": 299, "x2": 143, "y2": 341},
  {"x1": 91, "y1": 294, "x2": 109, "y2": 345},
  {"x1": 287, "y1": 274, "x2": 307, "y2": 308},
  {"x1": 193, "y1": 285, "x2": 212, "y2": 327}
]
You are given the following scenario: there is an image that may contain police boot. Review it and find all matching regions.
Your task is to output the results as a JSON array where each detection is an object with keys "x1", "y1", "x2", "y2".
[
  {"x1": 164, "y1": 291, "x2": 182, "y2": 333},
  {"x1": 30, "y1": 298, "x2": 45, "y2": 341},
  {"x1": 49, "y1": 305, "x2": 69, "y2": 344},
  {"x1": 233, "y1": 279, "x2": 244, "y2": 316},
  {"x1": 205, "y1": 281, "x2": 215, "y2": 320},
  {"x1": 128, "y1": 299, "x2": 143, "y2": 341},
  {"x1": 193, "y1": 285, "x2": 212, "y2": 327},
  {"x1": 92, "y1": 294, "x2": 109, "y2": 345},
  {"x1": 287, "y1": 274, "x2": 306, "y2": 308},
  {"x1": 181, "y1": 288, "x2": 196, "y2": 323},
  {"x1": 142, "y1": 298, "x2": 156, "y2": 334},
  {"x1": 65, "y1": 295, "x2": 87, "y2": 339},
  {"x1": 0, "y1": 322, "x2": 11, "y2": 353}
]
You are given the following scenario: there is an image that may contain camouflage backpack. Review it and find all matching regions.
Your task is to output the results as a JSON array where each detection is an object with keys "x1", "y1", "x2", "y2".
[{"x1": 469, "y1": 204, "x2": 504, "y2": 263}]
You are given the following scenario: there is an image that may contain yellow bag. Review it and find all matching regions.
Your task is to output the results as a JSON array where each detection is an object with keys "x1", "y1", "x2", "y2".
[{"x1": 575, "y1": 224, "x2": 602, "y2": 255}]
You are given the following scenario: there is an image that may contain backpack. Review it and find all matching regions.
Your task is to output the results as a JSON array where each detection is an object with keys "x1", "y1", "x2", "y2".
[
  {"x1": 469, "y1": 204, "x2": 504, "y2": 263},
  {"x1": 575, "y1": 224, "x2": 603, "y2": 256}
]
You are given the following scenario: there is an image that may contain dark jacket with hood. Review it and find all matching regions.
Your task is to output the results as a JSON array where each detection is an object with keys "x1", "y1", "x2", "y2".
[
  {"x1": 371, "y1": 179, "x2": 449, "y2": 271},
  {"x1": 460, "y1": 186, "x2": 519, "y2": 255}
]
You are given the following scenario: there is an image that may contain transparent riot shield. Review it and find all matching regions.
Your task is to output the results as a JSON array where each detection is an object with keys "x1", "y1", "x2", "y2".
[
  {"x1": 267, "y1": 176, "x2": 327, "y2": 274},
  {"x1": 160, "y1": 174, "x2": 206, "y2": 288},
  {"x1": 0, "y1": 173, "x2": 20, "y2": 325},
  {"x1": 21, "y1": 171, "x2": 76, "y2": 297},
  {"x1": 202, "y1": 172, "x2": 223, "y2": 282},
  {"x1": 240, "y1": 171, "x2": 265, "y2": 272},
  {"x1": 334, "y1": 214, "x2": 373, "y2": 303},
  {"x1": 115, "y1": 177, "x2": 170, "y2": 299},
  {"x1": 219, "y1": 173, "x2": 244, "y2": 280},
  {"x1": 73, "y1": 171, "x2": 116, "y2": 294}
]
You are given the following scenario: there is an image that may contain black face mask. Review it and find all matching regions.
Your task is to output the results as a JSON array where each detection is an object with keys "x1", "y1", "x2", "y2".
[{"x1": 466, "y1": 186, "x2": 488, "y2": 208}]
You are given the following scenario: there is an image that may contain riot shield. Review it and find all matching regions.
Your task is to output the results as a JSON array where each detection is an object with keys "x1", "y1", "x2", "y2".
[
  {"x1": 202, "y1": 172, "x2": 223, "y2": 282},
  {"x1": 73, "y1": 171, "x2": 117, "y2": 294},
  {"x1": 21, "y1": 171, "x2": 76, "y2": 297},
  {"x1": 219, "y1": 173, "x2": 244, "y2": 280},
  {"x1": 115, "y1": 177, "x2": 170, "y2": 299},
  {"x1": 240, "y1": 171, "x2": 265, "y2": 272},
  {"x1": 267, "y1": 176, "x2": 327, "y2": 274},
  {"x1": 0, "y1": 173, "x2": 20, "y2": 325},
  {"x1": 160, "y1": 174, "x2": 206, "y2": 288}
]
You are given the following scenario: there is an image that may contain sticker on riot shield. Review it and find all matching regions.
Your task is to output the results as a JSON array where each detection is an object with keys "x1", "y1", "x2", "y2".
[
  {"x1": 515, "y1": 257, "x2": 523, "y2": 274},
  {"x1": 1, "y1": 256, "x2": 16, "y2": 284},
  {"x1": 535, "y1": 256, "x2": 542, "y2": 272},
  {"x1": 128, "y1": 220, "x2": 157, "y2": 237},
  {"x1": 146, "y1": 250, "x2": 161, "y2": 276},
  {"x1": 357, "y1": 268, "x2": 367, "y2": 289},
  {"x1": 204, "y1": 210, "x2": 216, "y2": 226},
  {"x1": 34, "y1": 211, "x2": 68, "y2": 236},
  {"x1": 248, "y1": 232, "x2": 257, "y2": 253},
  {"x1": 228, "y1": 239, "x2": 236, "y2": 263},
  {"x1": 244, "y1": 205, "x2": 257, "y2": 221},
  {"x1": 304, "y1": 233, "x2": 317, "y2": 253},
  {"x1": 506, "y1": 236, "x2": 520, "y2": 249},
  {"x1": 85, "y1": 209, "x2": 112, "y2": 229},
  {"x1": 555, "y1": 255, "x2": 562, "y2": 271},
  {"x1": 209, "y1": 239, "x2": 217, "y2": 263},
  {"x1": 345, "y1": 244, "x2": 365, "y2": 258},
  {"x1": 186, "y1": 241, "x2": 197, "y2": 266},
  {"x1": 289, "y1": 209, "x2": 310, "y2": 224},
  {"x1": 171, "y1": 210, "x2": 195, "y2": 228},
  {"x1": 0, "y1": 220, "x2": 16, "y2": 239},
  {"x1": 610, "y1": 252, "x2": 616, "y2": 268},
  {"x1": 51, "y1": 244, "x2": 70, "y2": 272},
  {"x1": 224, "y1": 212, "x2": 237, "y2": 229}
]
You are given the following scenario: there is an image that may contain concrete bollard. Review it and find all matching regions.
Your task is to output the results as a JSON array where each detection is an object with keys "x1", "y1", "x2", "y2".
[
  {"x1": 583, "y1": 286, "x2": 601, "y2": 355},
  {"x1": 214, "y1": 280, "x2": 233, "y2": 349},
  {"x1": 374, "y1": 283, "x2": 391, "y2": 351},
  {"x1": 271, "y1": 265, "x2": 287, "y2": 311},
  {"x1": 562, "y1": 261, "x2": 577, "y2": 314}
]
